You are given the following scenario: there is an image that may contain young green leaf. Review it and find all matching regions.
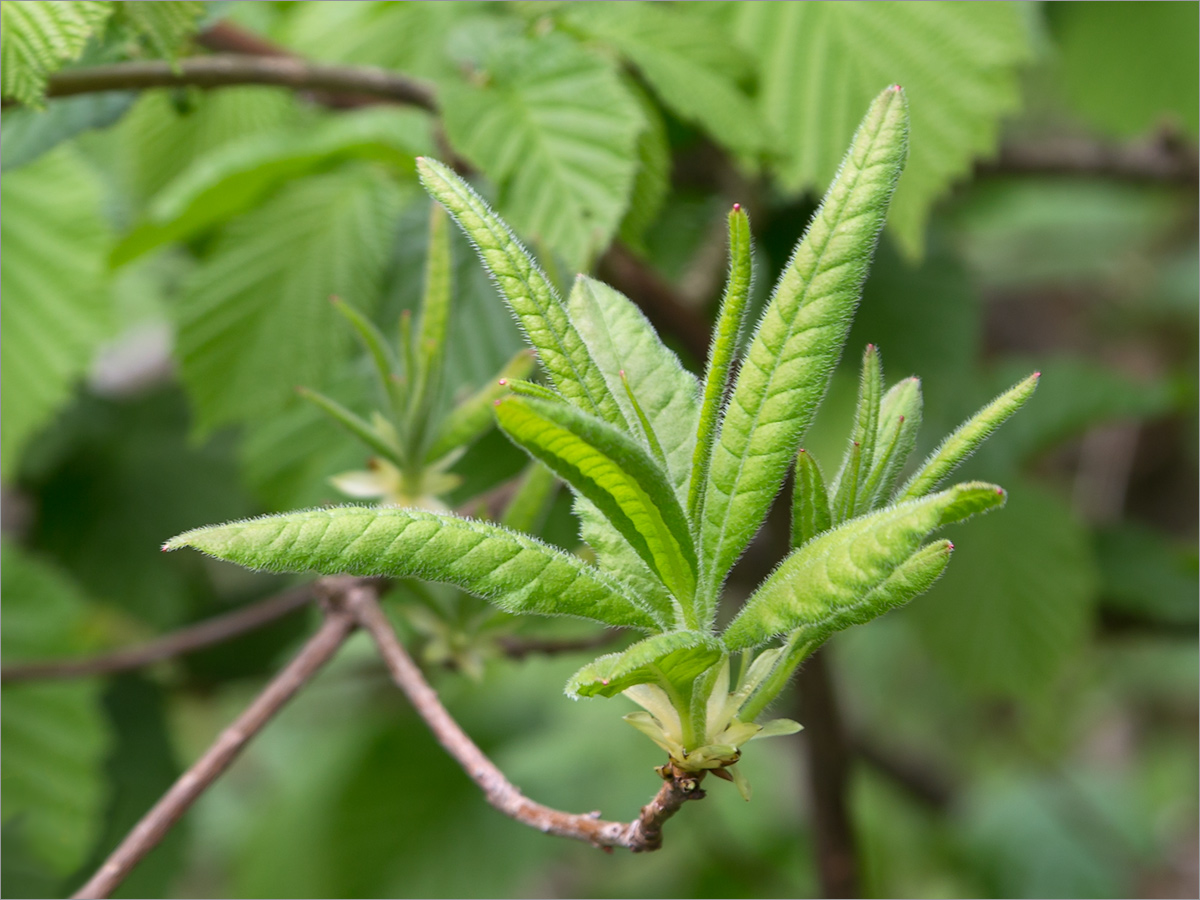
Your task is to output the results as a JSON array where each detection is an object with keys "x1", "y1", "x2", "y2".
[
  {"x1": 690, "y1": 204, "x2": 753, "y2": 524},
  {"x1": 576, "y1": 498, "x2": 675, "y2": 625},
  {"x1": 830, "y1": 344, "x2": 882, "y2": 523},
  {"x1": 566, "y1": 275, "x2": 699, "y2": 496},
  {"x1": 329, "y1": 296, "x2": 404, "y2": 418},
  {"x1": 295, "y1": 386, "x2": 404, "y2": 468},
  {"x1": 791, "y1": 449, "x2": 831, "y2": 548},
  {"x1": 494, "y1": 396, "x2": 697, "y2": 610},
  {"x1": 408, "y1": 202, "x2": 453, "y2": 454},
  {"x1": 701, "y1": 86, "x2": 909, "y2": 605},
  {"x1": 417, "y1": 157, "x2": 625, "y2": 426},
  {"x1": 724, "y1": 481, "x2": 1005, "y2": 650},
  {"x1": 896, "y1": 372, "x2": 1039, "y2": 501},
  {"x1": 861, "y1": 376, "x2": 923, "y2": 509},
  {"x1": 422, "y1": 349, "x2": 535, "y2": 464},
  {"x1": 566, "y1": 631, "x2": 724, "y2": 699},
  {"x1": 165, "y1": 506, "x2": 662, "y2": 631}
]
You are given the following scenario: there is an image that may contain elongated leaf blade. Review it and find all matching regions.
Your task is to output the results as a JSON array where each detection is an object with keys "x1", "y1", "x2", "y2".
[
  {"x1": 831, "y1": 344, "x2": 883, "y2": 522},
  {"x1": 896, "y1": 372, "x2": 1039, "y2": 501},
  {"x1": 424, "y1": 350, "x2": 536, "y2": 463},
  {"x1": 691, "y1": 204, "x2": 754, "y2": 523},
  {"x1": 724, "y1": 481, "x2": 1004, "y2": 649},
  {"x1": 791, "y1": 449, "x2": 832, "y2": 548},
  {"x1": 702, "y1": 87, "x2": 909, "y2": 603},
  {"x1": 566, "y1": 631, "x2": 724, "y2": 699},
  {"x1": 566, "y1": 275, "x2": 700, "y2": 496},
  {"x1": 165, "y1": 507, "x2": 660, "y2": 631},
  {"x1": 495, "y1": 396, "x2": 697, "y2": 612},
  {"x1": 417, "y1": 157, "x2": 624, "y2": 426},
  {"x1": 862, "y1": 376, "x2": 923, "y2": 509}
]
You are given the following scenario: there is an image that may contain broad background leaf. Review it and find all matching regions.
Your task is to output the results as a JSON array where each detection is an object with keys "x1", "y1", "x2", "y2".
[
  {"x1": 2, "y1": 543, "x2": 111, "y2": 878},
  {"x1": 440, "y1": 29, "x2": 643, "y2": 270},
  {"x1": 1, "y1": 146, "x2": 113, "y2": 480},
  {"x1": 735, "y1": 1, "x2": 1030, "y2": 256},
  {"x1": 0, "y1": 0, "x2": 111, "y2": 105},
  {"x1": 175, "y1": 165, "x2": 406, "y2": 433}
]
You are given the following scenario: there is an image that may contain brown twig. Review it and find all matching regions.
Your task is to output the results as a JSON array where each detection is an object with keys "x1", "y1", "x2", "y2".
[
  {"x1": 72, "y1": 593, "x2": 358, "y2": 899},
  {"x1": 795, "y1": 650, "x2": 860, "y2": 898},
  {"x1": 341, "y1": 576, "x2": 703, "y2": 851},
  {"x1": 496, "y1": 630, "x2": 620, "y2": 660},
  {"x1": 1, "y1": 586, "x2": 313, "y2": 684},
  {"x1": 33, "y1": 55, "x2": 437, "y2": 111},
  {"x1": 979, "y1": 133, "x2": 1199, "y2": 183}
]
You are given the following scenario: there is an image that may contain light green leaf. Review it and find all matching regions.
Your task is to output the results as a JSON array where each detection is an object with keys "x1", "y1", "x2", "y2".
[
  {"x1": 495, "y1": 396, "x2": 697, "y2": 612},
  {"x1": 702, "y1": 87, "x2": 909, "y2": 603},
  {"x1": 724, "y1": 481, "x2": 1005, "y2": 650},
  {"x1": 576, "y1": 497, "x2": 674, "y2": 624},
  {"x1": 861, "y1": 375, "x2": 922, "y2": 509},
  {"x1": 909, "y1": 481, "x2": 1097, "y2": 698},
  {"x1": 831, "y1": 343, "x2": 883, "y2": 523},
  {"x1": 1, "y1": 147, "x2": 113, "y2": 480},
  {"x1": 114, "y1": 0, "x2": 204, "y2": 60},
  {"x1": 165, "y1": 506, "x2": 661, "y2": 631},
  {"x1": 296, "y1": 387, "x2": 403, "y2": 468},
  {"x1": 418, "y1": 157, "x2": 624, "y2": 425},
  {"x1": 115, "y1": 86, "x2": 301, "y2": 202},
  {"x1": 896, "y1": 371, "x2": 1038, "y2": 501},
  {"x1": 0, "y1": 0, "x2": 112, "y2": 106},
  {"x1": 2, "y1": 543, "x2": 111, "y2": 876},
  {"x1": 114, "y1": 107, "x2": 430, "y2": 265},
  {"x1": 439, "y1": 30, "x2": 643, "y2": 270},
  {"x1": 691, "y1": 204, "x2": 753, "y2": 523},
  {"x1": 566, "y1": 631, "x2": 724, "y2": 699},
  {"x1": 791, "y1": 448, "x2": 831, "y2": 549},
  {"x1": 566, "y1": 275, "x2": 700, "y2": 496},
  {"x1": 175, "y1": 166, "x2": 405, "y2": 433},
  {"x1": 736, "y1": 0, "x2": 1030, "y2": 256},
  {"x1": 559, "y1": 2, "x2": 763, "y2": 160},
  {"x1": 424, "y1": 350, "x2": 536, "y2": 464}
]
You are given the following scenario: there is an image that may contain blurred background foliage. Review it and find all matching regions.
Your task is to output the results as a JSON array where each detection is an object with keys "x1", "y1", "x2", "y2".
[{"x1": 1, "y1": 2, "x2": 1196, "y2": 897}]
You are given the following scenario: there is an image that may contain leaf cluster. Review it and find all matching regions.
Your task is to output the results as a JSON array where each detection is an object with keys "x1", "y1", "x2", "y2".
[{"x1": 168, "y1": 89, "x2": 1037, "y2": 788}]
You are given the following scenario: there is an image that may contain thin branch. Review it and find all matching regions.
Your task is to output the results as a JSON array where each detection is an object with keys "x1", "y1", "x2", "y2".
[
  {"x1": 72, "y1": 595, "x2": 358, "y2": 900},
  {"x1": 33, "y1": 55, "x2": 436, "y2": 111},
  {"x1": 340, "y1": 576, "x2": 703, "y2": 851},
  {"x1": 1, "y1": 586, "x2": 313, "y2": 684},
  {"x1": 496, "y1": 630, "x2": 620, "y2": 660}
]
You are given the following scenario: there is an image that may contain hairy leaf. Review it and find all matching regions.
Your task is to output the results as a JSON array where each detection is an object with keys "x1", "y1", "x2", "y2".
[
  {"x1": 791, "y1": 449, "x2": 832, "y2": 549},
  {"x1": 896, "y1": 372, "x2": 1038, "y2": 501},
  {"x1": 495, "y1": 396, "x2": 697, "y2": 610},
  {"x1": 418, "y1": 157, "x2": 624, "y2": 425},
  {"x1": 166, "y1": 507, "x2": 661, "y2": 631},
  {"x1": 861, "y1": 376, "x2": 923, "y2": 509},
  {"x1": 831, "y1": 343, "x2": 883, "y2": 523},
  {"x1": 439, "y1": 30, "x2": 643, "y2": 269},
  {"x1": 175, "y1": 166, "x2": 404, "y2": 433},
  {"x1": 724, "y1": 481, "x2": 1005, "y2": 649},
  {"x1": 735, "y1": 0, "x2": 1029, "y2": 255},
  {"x1": 0, "y1": 0, "x2": 112, "y2": 106},
  {"x1": 701, "y1": 87, "x2": 909, "y2": 605},
  {"x1": 2, "y1": 543, "x2": 111, "y2": 875},
  {"x1": 1, "y1": 147, "x2": 113, "y2": 480},
  {"x1": 566, "y1": 275, "x2": 700, "y2": 495},
  {"x1": 566, "y1": 631, "x2": 724, "y2": 699},
  {"x1": 576, "y1": 497, "x2": 675, "y2": 624},
  {"x1": 691, "y1": 204, "x2": 754, "y2": 523}
]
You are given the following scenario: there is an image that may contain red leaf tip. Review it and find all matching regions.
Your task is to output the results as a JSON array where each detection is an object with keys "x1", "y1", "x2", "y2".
[
  {"x1": 946, "y1": 542, "x2": 954, "y2": 552},
  {"x1": 889, "y1": 84, "x2": 902, "y2": 92},
  {"x1": 732, "y1": 202, "x2": 742, "y2": 212},
  {"x1": 493, "y1": 399, "x2": 503, "y2": 407},
  {"x1": 1033, "y1": 371, "x2": 1041, "y2": 379},
  {"x1": 497, "y1": 378, "x2": 508, "y2": 386}
]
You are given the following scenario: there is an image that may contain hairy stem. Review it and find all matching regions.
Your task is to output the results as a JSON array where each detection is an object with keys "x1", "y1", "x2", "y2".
[{"x1": 344, "y1": 577, "x2": 704, "y2": 850}]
